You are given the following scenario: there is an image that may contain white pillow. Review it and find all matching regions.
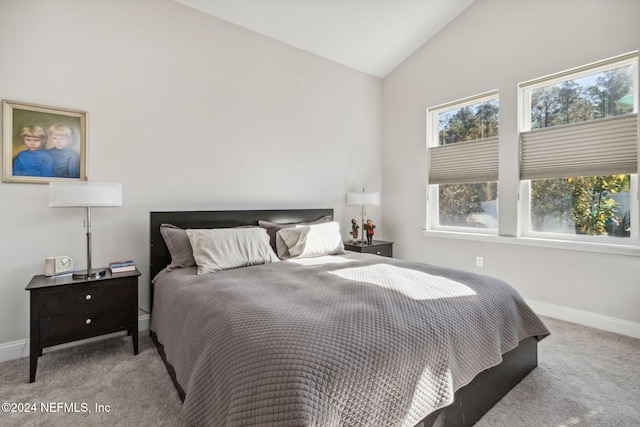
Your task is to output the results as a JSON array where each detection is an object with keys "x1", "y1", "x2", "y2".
[
  {"x1": 186, "y1": 228, "x2": 279, "y2": 274},
  {"x1": 277, "y1": 221, "x2": 345, "y2": 259}
]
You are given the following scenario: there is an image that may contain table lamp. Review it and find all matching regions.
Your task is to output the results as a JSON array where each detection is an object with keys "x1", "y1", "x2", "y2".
[{"x1": 49, "y1": 181, "x2": 122, "y2": 279}]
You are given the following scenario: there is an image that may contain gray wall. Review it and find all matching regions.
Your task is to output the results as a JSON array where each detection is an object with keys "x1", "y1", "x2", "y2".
[
  {"x1": 0, "y1": 0, "x2": 383, "y2": 345},
  {"x1": 383, "y1": 0, "x2": 640, "y2": 333}
]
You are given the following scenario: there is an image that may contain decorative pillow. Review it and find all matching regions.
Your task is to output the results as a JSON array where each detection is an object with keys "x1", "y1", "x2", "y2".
[
  {"x1": 259, "y1": 216, "x2": 332, "y2": 252},
  {"x1": 276, "y1": 221, "x2": 346, "y2": 259},
  {"x1": 186, "y1": 227, "x2": 279, "y2": 274},
  {"x1": 160, "y1": 224, "x2": 196, "y2": 270}
]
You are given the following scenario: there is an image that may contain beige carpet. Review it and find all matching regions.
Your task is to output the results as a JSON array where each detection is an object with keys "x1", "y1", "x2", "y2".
[
  {"x1": 0, "y1": 334, "x2": 185, "y2": 427},
  {"x1": 476, "y1": 317, "x2": 640, "y2": 427},
  {"x1": 0, "y1": 316, "x2": 638, "y2": 426}
]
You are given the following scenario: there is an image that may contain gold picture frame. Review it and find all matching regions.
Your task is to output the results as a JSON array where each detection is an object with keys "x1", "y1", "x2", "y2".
[{"x1": 2, "y1": 100, "x2": 87, "y2": 184}]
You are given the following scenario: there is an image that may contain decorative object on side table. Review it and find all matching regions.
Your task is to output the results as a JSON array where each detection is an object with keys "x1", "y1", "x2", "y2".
[
  {"x1": 49, "y1": 181, "x2": 122, "y2": 279},
  {"x1": 343, "y1": 240, "x2": 393, "y2": 258},
  {"x1": 347, "y1": 188, "x2": 380, "y2": 245},
  {"x1": 26, "y1": 268, "x2": 140, "y2": 382},
  {"x1": 109, "y1": 260, "x2": 136, "y2": 273},
  {"x1": 349, "y1": 218, "x2": 359, "y2": 242},
  {"x1": 363, "y1": 219, "x2": 375, "y2": 244},
  {"x1": 43, "y1": 255, "x2": 74, "y2": 277}
]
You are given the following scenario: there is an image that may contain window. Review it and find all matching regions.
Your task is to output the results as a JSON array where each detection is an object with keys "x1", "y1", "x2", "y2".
[
  {"x1": 519, "y1": 52, "x2": 638, "y2": 244},
  {"x1": 427, "y1": 91, "x2": 499, "y2": 233}
]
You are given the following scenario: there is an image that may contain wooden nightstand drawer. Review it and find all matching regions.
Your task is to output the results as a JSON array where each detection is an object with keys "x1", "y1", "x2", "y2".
[
  {"x1": 39, "y1": 280, "x2": 131, "y2": 316},
  {"x1": 357, "y1": 245, "x2": 392, "y2": 257},
  {"x1": 40, "y1": 306, "x2": 131, "y2": 347},
  {"x1": 344, "y1": 240, "x2": 394, "y2": 258}
]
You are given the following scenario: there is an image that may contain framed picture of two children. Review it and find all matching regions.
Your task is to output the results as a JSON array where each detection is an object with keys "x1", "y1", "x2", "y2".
[{"x1": 2, "y1": 100, "x2": 87, "y2": 184}]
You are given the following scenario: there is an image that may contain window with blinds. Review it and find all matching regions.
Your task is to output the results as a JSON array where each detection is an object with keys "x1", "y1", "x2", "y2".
[
  {"x1": 426, "y1": 91, "x2": 499, "y2": 232},
  {"x1": 518, "y1": 52, "x2": 638, "y2": 242}
]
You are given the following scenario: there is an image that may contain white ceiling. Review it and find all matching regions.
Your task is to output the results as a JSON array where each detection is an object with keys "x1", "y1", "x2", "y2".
[{"x1": 172, "y1": 0, "x2": 475, "y2": 78}]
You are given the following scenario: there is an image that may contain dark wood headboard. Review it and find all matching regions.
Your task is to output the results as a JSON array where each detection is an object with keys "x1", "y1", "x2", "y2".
[{"x1": 149, "y1": 208, "x2": 333, "y2": 284}]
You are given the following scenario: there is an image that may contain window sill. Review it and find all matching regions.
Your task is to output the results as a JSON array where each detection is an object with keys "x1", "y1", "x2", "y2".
[{"x1": 422, "y1": 229, "x2": 640, "y2": 257}]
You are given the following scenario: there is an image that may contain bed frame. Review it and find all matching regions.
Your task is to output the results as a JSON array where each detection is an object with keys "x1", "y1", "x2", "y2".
[{"x1": 149, "y1": 209, "x2": 538, "y2": 427}]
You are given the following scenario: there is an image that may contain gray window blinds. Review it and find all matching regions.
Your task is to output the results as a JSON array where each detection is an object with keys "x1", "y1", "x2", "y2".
[
  {"x1": 428, "y1": 136, "x2": 499, "y2": 184},
  {"x1": 519, "y1": 113, "x2": 638, "y2": 180}
]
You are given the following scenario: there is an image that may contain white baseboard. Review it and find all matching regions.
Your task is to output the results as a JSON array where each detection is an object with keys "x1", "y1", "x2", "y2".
[
  {"x1": 0, "y1": 314, "x2": 150, "y2": 363},
  {"x1": 527, "y1": 299, "x2": 640, "y2": 339},
  {"x1": 0, "y1": 337, "x2": 30, "y2": 363}
]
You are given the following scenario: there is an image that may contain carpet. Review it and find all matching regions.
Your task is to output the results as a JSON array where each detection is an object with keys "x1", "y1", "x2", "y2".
[
  {"x1": 0, "y1": 334, "x2": 185, "y2": 426},
  {"x1": 476, "y1": 317, "x2": 640, "y2": 427}
]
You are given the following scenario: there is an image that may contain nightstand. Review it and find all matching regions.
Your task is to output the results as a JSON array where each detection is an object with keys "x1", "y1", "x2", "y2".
[
  {"x1": 25, "y1": 268, "x2": 140, "y2": 383},
  {"x1": 344, "y1": 240, "x2": 394, "y2": 258}
]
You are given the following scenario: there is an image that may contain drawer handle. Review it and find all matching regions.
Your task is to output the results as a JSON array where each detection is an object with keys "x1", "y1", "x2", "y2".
[
  {"x1": 85, "y1": 294, "x2": 92, "y2": 300},
  {"x1": 85, "y1": 318, "x2": 92, "y2": 325}
]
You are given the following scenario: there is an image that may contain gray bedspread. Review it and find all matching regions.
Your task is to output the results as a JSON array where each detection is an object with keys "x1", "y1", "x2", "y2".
[{"x1": 151, "y1": 252, "x2": 549, "y2": 426}]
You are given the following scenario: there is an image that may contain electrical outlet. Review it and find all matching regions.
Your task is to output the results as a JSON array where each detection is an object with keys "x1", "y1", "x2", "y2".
[{"x1": 475, "y1": 256, "x2": 484, "y2": 268}]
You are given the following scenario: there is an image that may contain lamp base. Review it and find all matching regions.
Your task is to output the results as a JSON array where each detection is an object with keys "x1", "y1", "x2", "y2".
[
  {"x1": 73, "y1": 269, "x2": 106, "y2": 280},
  {"x1": 352, "y1": 240, "x2": 370, "y2": 246}
]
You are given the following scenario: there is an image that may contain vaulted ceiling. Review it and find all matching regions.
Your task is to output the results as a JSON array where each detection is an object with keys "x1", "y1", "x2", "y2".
[{"x1": 173, "y1": 0, "x2": 475, "y2": 78}]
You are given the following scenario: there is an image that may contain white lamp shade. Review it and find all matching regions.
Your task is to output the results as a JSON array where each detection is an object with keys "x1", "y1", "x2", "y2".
[
  {"x1": 347, "y1": 191, "x2": 380, "y2": 206},
  {"x1": 49, "y1": 182, "x2": 122, "y2": 207}
]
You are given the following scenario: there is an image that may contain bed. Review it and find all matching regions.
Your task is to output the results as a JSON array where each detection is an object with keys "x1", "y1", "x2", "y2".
[{"x1": 149, "y1": 209, "x2": 549, "y2": 426}]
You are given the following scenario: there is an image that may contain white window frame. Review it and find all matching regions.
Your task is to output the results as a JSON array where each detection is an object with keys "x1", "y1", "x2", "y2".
[
  {"x1": 518, "y1": 52, "x2": 639, "y2": 246},
  {"x1": 519, "y1": 177, "x2": 638, "y2": 245},
  {"x1": 426, "y1": 90, "x2": 499, "y2": 235}
]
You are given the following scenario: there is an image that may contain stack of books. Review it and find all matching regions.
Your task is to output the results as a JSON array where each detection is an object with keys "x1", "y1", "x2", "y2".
[{"x1": 109, "y1": 260, "x2": 136, "y2": 273}]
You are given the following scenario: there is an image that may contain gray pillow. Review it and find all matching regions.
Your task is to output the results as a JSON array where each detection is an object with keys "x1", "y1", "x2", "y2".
[
  {"x1": 160, "y1": 224, "x2": 196, "y2": 270},
  {"x1": 186, "y1": 228, "x2": 279, "y2": 274},
  {"x1": 276, "y1": 221, "x2": 346, "y2": 259},
  {"x1": 258, "y1": 215, "x2": 332, "y2": 252}
]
